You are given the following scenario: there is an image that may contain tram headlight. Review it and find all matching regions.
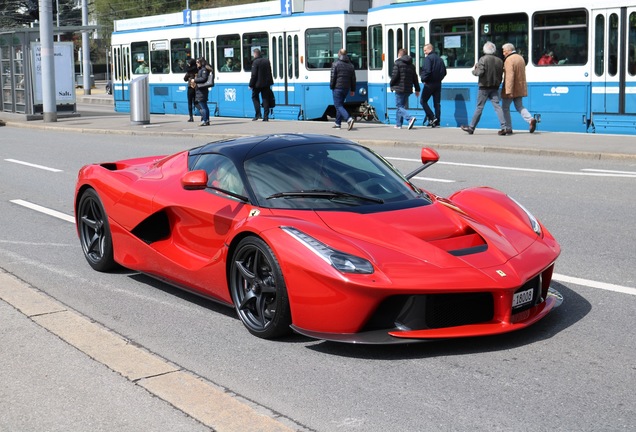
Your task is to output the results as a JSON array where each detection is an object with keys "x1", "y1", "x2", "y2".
[{"x1": 359, "y1": 87, "x2": 367, "y2": 96}]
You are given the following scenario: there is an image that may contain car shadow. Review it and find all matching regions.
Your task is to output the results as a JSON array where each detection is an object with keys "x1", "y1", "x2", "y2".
[
  {"x1": 305, "y1": 281, "x2": 592, "y2": 359},
  {"x1": 126, "y1": 272, "x2": 237, "y2": 319}
]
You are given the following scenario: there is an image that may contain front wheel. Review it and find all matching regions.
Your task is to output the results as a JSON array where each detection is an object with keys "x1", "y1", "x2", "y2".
[
  {"x1": 77, "y1": 189, "x2": 117, "y2": 272},
  {"x1": 229, "y1": 237, "x2": 292, "y2": 339}
]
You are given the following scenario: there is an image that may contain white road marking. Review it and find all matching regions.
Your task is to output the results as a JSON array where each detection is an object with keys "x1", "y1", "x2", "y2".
[
  {"x1": 9, "y1": 199, "x2": 636, "y2": 297},
  {"x1": 553, "y1": 273, "x2": 636, "y2": 296},
  {"x1": 4, "y1": 159, "x2": 63, "y2": 172},
  {"x1": 10, "y1": 199, "x2": 75, "y2": 223},
  {"x1": 413, "y1": 176, "x2": 455, "y2": 183},
  {"x1": 582, "y1": 168, "x2": 636, "y2": 175},
  {"x1": 386, "y1": 157, "x2": 636, "y2": 178}
]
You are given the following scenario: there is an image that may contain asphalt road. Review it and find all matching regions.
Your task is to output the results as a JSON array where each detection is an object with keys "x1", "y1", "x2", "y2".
[{"x1": 1, "y1": 126, "x2": 635, "y2": 431}]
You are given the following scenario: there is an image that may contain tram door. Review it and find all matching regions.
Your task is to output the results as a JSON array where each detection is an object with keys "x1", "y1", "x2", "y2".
[
  {"x1": 111, "y1": 44, "x2": 131, "y2": 103},
  {"x1": 385, "y1": 24, "x2": 426, "y2": 119},
  {"x1": 591, "y1": 7, "x2": 636, "y2": 115},
  {"x1": 270, "y1": 32, "x2": 301, "y2": 115}
]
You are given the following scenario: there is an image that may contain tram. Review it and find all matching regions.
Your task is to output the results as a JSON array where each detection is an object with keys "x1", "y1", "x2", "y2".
[
  {"x1": 110, "y1": 0, "x2": 369, "y2": 121},
  {"x1": 367, "y1": 0, "x2": 636, "y2": 134}
]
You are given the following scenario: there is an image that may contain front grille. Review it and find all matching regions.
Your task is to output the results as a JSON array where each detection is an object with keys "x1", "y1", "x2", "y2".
[{"x1": 363, "y1": 292, "x2": 494, "y2": 332}]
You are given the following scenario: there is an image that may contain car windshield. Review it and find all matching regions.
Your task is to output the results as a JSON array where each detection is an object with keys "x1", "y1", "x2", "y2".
[{"x1": 244, "y1": 143, "x2": 422, "y2": 209}]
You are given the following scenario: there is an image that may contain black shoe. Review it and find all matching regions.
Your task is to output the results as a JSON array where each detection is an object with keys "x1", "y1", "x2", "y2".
[
  {"x1": 461, "y1": 125, "x2": 474, "y2": 135},
  {"x1": 505, "y1": 129, "x2": 513, "y2": 135},
  {"x1": 529, "y1": 118, "x2": 537, "y2": 133},
  {"x1": 497, "y1": 129, "x2": 507, "y2": 136},
  {"x1": 428, "y1": 118, "x2": 438, "y2": 128},
  {"x1": 252, "y1": 116, "x2": 261, "y2": 121},
  {"x1": 262, "y1": 118, "x2": 269, "y2": 122},
  {"x1": 187, "y1": 117, "x2": 194, "y2": 122}
]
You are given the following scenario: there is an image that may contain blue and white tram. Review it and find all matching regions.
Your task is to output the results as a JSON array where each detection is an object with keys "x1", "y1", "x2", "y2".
[
  {"x1": 367, "y1": 0, "x2": 636, "y2": 134},
  {"x1": 110, "y1": 0, "x2": 368, "y2": 121}
]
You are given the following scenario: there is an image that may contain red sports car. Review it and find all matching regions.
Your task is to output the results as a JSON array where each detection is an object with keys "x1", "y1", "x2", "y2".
[{"x1": 75, "y1": 134, "x2": 562, "y2": 344}]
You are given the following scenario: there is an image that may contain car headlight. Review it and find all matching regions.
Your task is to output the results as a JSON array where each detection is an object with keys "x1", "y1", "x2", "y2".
[
  {"x1": 508, "y1": 196, "x2": 542, "y2": 236},
  {"x1": 281, "y1": 226, "x2": 374, "y2": 274}
]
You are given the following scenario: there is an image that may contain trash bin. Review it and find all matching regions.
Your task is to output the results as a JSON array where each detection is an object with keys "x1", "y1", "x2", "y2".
[{"x1": 130, "y1": 75, "x2": 150, "y2": 125}]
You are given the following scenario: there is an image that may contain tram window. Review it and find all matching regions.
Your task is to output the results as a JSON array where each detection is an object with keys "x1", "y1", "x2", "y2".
[
  {"x1": 479, "y1": 13, "x2": 528, "y2": 63},
  {"x1": 608, "y1": 13, "x2": 618, "y2": 76},
  {"x1": 293, "y1": 35, "x2": 299, "y2": 78},
  {"x1": 629, "y1": 12, "x2": 636, "y2": 76},
  {"x1": 594, "y1": 14, "x2": 604, "y2": 76},
  {"x1": 368, "y1": 25, "x2": 382, "y2": 71},
  {"x1": 346, "y1": 26, "x2": 367, "y2": 70},
  {"x1": 306, "y1": 28, "x2": 343, "y2": 69},
  {"x1": 217, "y1": 34, "x2": 241, "y2": 74},
  {"x1": 532, "y1": 9, "x2": 588, "y2": 66},
  {"x1": 430, "y1": 17, "x2": 475, "y2": 69},
  {"x1": 243, "y1": 32, "x2": 268, "y2": 72},
  {"x1": 418, "y1": 27, "x2": 426, "y2": 70},
  {"x1": 131, "y1": 42, "x2": 149, "y2": 75},
  {"x1": 150, "y1": 40, "x2": 169, "y2": 74},
  {"x1": 171, "y1": 38, "x2": 191, "y2": 73},
  {"x1": 205, "y1": 40, "x2": 215, "y2": 71}
]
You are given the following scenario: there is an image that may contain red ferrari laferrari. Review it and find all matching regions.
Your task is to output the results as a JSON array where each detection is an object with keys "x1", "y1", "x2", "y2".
[{"x1": 75, "y1": 134, "x2": 562, "y2": 344}]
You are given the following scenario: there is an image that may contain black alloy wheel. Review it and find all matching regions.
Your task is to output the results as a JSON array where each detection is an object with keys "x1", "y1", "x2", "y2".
[
  {"x1": 229, "y1": 236, "x2": 292, "y2": 339},
  {"x1": 77, "y1": 189, "x2": 117, "y2": 272}
]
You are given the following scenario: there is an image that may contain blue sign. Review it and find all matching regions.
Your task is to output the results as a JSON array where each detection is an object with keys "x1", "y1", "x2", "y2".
[
  {"x1": 183, "y1": 9, "x2": 192, "y2": 25},
  {"x1": 280, "y1": 0, "x2": 291, "y2": 16}
]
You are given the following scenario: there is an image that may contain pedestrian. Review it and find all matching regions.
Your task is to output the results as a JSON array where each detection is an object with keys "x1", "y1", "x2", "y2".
[
  {"x1": 419, "y1": 43, "x2": 446, "y2": 127},
  {"x1": 248, "y1": 48, "x2": 274, "y2": 122},
  {"x1": 183, "y1": 58, "x2": 197, "y2": 122},
  {"x1": 501, "y1": 43, "x2": 537, "y2": 134},
  {"x1": 390, "y1": 48, "x2": 420, "y2": 130},
  {"x1": 460, "y1": 41, "x2": 507, "y2": 135},
  {"x1": 192, "y1": 57, "x2": 212, "y2": 126},
  {"x1": 329, "y1": 48, "x2": 356, "y2": 130}
]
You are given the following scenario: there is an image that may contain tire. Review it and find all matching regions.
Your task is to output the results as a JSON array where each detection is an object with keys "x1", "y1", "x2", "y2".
[
  {"x1": 77, "y1": 189, "x2": 117, "y2": 272},
  {"x1": 229, "y1": 236, "x2": 292, "y2": 339}
]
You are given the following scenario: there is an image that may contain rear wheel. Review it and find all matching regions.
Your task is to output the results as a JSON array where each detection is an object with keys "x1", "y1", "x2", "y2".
[
  {"x1": 77, "y1": 189, "x2": 117, "y2": 272},
  {"x1": 229, "y1": 237, "x2": 292, "y2": 339}
]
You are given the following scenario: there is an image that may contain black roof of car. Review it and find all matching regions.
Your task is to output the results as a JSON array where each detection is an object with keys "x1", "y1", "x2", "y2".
[{"x1": 191, "y1": 133, "x2": 360, "y2": 161}]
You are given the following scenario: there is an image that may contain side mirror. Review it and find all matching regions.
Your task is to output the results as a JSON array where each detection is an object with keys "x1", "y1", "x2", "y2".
[
  {"x1": 181, "y1": 170, "x2": 208, "y2": 190},
  {"x1": 420, "y1": 147, "x2": 440, "y2": 164},
  {"x1": 405, "y1": 147, "x2": 440, "y2": 180}
]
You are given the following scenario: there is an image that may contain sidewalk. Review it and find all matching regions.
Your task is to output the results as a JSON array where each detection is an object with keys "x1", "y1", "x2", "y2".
[
  {"x1": 0, "y1": 270, "x2": 302, "y2": 432},
  {"x1": 1, "y1": 81, "x2": 635, "y2": 160}
]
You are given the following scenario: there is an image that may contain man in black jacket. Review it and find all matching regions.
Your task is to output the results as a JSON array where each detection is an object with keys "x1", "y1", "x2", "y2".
[
  {"x1": 461, "y1": 41, "x2": 507, "y2": 135},
  {"x1": 420, "y1": 43, "x2": 446, "y2": 127},
  {"x1": 390, "y1": 49, "x2": 420, "y2": 130},
  {"x1": 329, "y1": 49, "x2": 356, "y2": 130},
  {"x1": 249, "y1": 49, "x2": 274, "y2": 121}
]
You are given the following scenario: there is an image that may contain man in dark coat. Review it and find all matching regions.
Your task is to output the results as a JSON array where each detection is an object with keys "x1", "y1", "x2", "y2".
[
  {"x1": 390, "y1": 48, "x2": 420, "y2": 129},
  {"x1": 329, "y1": 48, "x2": 356, "y2": 130},
  {"x1": 183, "y1": 58, "x2": 198, "y2": 122},
  {"x1": 460, "y1": 41, "x2": 507, "y2": 135},
  {"x1": 420, "y1": 43, "x2": 447, "y2": 127},
  {"x1": 249, "y1": 48, "x2": 274, "y2": 121}
]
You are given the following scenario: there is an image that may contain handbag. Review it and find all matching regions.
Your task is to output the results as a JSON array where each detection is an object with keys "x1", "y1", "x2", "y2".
[{"x1": 197, "y1": 71, "x2": 214, "y2": 88}]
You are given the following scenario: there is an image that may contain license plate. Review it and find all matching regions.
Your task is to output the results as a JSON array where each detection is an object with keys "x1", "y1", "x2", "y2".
[{"x1": 512, "y1": 288, "x2": 534, "y2": 308}]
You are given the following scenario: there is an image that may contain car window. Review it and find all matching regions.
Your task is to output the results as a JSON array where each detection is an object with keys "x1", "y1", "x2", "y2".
[
  {"x1": 244, "y1": 143, "x2": 420, "y2": 209},
  {"x1": 190, "y1": 154, "x2": 245, "y2": 196}
]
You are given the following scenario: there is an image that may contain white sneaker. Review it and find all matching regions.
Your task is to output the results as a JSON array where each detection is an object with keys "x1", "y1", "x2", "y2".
[
  {"x1": 394, "y1": 125, "x2": 402, "y2": 129},
  {"x1": 408, "y1": 117, "x2": 416, "y2": 130},
  {"x1": 347, "y1": 117, "x2": 355, "y2": 131},
  {"x1": 332, "y1": 124, "x2": 341, "y2": 129}
]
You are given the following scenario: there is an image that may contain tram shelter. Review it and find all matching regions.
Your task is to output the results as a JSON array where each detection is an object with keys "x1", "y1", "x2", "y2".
[{"x1": 1, "y1": 28, "x2": 84, "y2": 120}]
